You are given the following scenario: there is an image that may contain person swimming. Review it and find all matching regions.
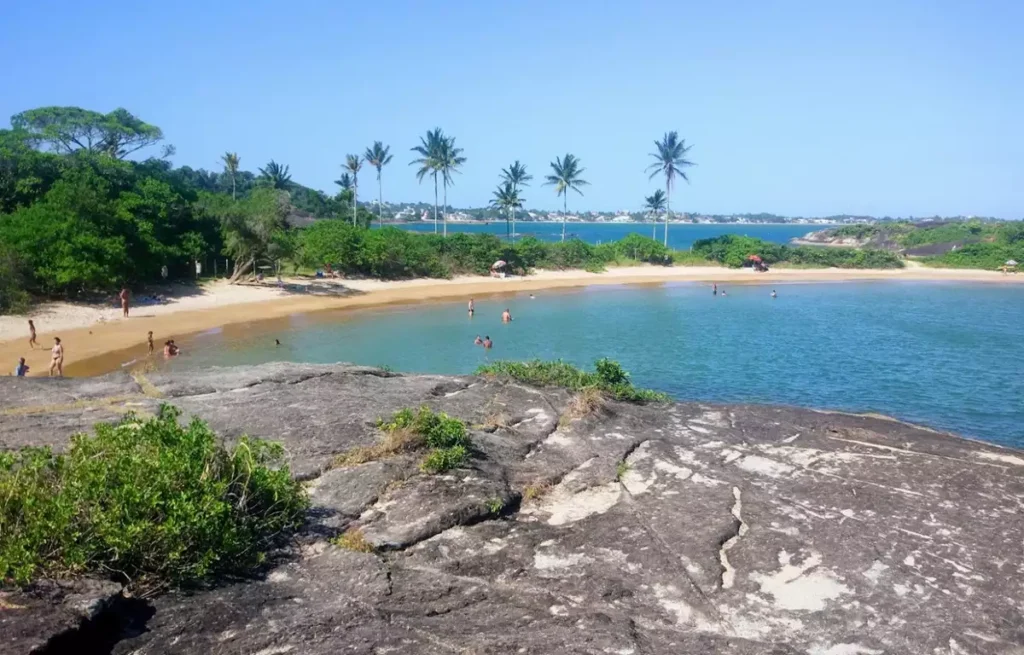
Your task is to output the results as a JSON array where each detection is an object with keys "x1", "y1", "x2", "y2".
[
  {"x1": 49, "y1": 337, "x2": 63, "y2": 377},
  {"x1": 771, "y1": 290, "x2": 777, "y2": 299},
  {"x1": 275, "y1": 339, "x2": 282, "y2": 346},
  {"x1": 501, "y1": 309, "x2": 512, "y2": 323},
  {"x1": 474, "y1": 335, "x2": 483, "y2": 345},
  {"x1": 483, "y1": 336, "x2": 492, "y2": 349}
]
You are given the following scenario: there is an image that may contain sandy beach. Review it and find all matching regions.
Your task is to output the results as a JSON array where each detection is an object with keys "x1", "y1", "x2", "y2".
[{"x1": 2, "y1": 264, "x2": 1021, "y2": 377}]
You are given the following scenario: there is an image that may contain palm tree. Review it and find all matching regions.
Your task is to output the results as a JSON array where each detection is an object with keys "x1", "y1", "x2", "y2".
[
  {"x1": 333, "y1": 172, "x2": 353, "y2": 191},
  {"x1": 644, "y1": 190, "x2": 667, "y2": 240},
  {"x1": 646, "y1": 132, "x2": 695, "y2": 247},
  {"x1": 221, "y1": 152, "x2": 240, "y2": 199},
  {"x1": 544, "y1": 154, "x2": 589, "y2": 242},
  {"x1": 363, "y1": 141, "x2": 393, "y2": 227},
  {"x1": 438, "y1": 135, "x2": 466, "y2": 237},
  {"x1": 410, "y1": 128, "x2": 445, "y2": 233},
  {"x1": 344, "y1": 154, "x2": 363, "y2": 226},
  {"x1": 491, "y1": 181, "x2": 524, "y2": 239},
  {"x1": 501, "y1": 161, "x2": 532, "y2": 242},
  {"x1": 258, "y1": 160, "x2": 292, "y2": 190}
]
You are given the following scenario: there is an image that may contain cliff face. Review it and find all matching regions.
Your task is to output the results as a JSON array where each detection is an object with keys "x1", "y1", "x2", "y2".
[{"x1": 2, "y1": 363, "x2": 1023, "y2": 654}]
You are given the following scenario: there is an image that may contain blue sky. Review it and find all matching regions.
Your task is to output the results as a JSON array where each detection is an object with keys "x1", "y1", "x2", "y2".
[{"x1": 2, "y1": 0, "x2": 1022, "y2": 218}]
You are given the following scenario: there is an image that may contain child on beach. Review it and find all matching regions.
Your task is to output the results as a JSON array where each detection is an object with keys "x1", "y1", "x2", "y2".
[
  {"x1": 14, "y1": 358, "x2": 29, "y2": 376},
  {"x1": 28, "y1": 320, "x2": 37, "y2": 348}
]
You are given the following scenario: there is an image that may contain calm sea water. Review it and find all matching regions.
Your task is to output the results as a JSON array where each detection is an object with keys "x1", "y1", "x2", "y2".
[
  {"x1": 163, "y1": 282, "x2": 1023, "y2": 447},
  {"x1": 400, "y1": 222, "x2": 825, "y2": 250}
]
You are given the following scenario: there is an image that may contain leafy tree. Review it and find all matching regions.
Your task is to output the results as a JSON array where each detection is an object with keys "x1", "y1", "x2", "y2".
[
  {"x1": 334, "y1": 172, "x2": 353, "y2": 191},
  {"x1": 438, "y1": 135, "x2": 466, "y2": 237},
  {"x1": 490, "y1": 181, "x2": 524, "y2": 239},
  {"x1": 343, "y1": 154, "x2": 363, "y2": 226},
  {"x1": 363, "y1": 141, "x2": 393, "y2": 226},
  {"x1": 410, "y1": 128, "x2": 445, "y2": 233},
  {"x1": 208, "y1": 188, "x2": 291, "y2": 282},
  {"x1": 10, "y1": 106, "x2": 163, "y2": 159},
  {"x1": 644, "y1": 189, "x2": 667, "y2": 240},
  {"x1": 500, "y1": 161, "x2": 532, "y2": 242},
  {"x1": 221, "y1": 152, "x2": 240, "y2": 200},
  {"x1": 257, "y1": 160, "x2": 292, "y2": 190},
  {"x1": 647, "y1": 132, "x2": 695, "y2": 246},
  {"x1": 544, "y1": 154, "x2": 589, "y2": 242},
  {"x1": 0, "y1": 128, "x2": 64, "y2": 213}
]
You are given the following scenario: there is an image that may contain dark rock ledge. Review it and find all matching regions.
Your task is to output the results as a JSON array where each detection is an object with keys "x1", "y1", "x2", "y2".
[{"x1": 1, "y1": 363, "x2": 1022, "y2": 654}]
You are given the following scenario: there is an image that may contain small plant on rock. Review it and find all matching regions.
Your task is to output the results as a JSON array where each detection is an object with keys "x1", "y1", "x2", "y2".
[
  {"x1": 331, "y1": 529, "x2": 374, "y2": 553},
  {"x1": 615, "y1": 460, "x2": 631, "y2": 481}
]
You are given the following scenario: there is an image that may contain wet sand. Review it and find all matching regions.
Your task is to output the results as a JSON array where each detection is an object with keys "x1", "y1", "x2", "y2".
[{"x1": 3, "y1": 264, "x2": 1021, "y2": 377}]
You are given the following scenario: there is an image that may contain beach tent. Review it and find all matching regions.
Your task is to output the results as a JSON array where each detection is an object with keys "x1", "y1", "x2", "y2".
[{"x1": 1006, "y1": 260, "x2": 1018, "y2": 267}]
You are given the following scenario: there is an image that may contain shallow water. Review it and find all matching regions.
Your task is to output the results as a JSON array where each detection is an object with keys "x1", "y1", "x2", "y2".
[
  {"x1": 400, "y1": 221, "x2": 826, "y2": 250},
  {"x1": 164, "y1": 282, "x2": 1024, "y2": 448}
]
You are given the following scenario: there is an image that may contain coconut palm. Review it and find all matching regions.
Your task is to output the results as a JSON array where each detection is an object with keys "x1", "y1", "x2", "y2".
[
  {"x1": 221, "y1": 152, "x2": 240, "y2": 200},
  {"x1": 333, "y1": 172, "x2": 353, "y2": 191},
  {"x1": 258, "y1": 160, "x2": 292, "y2": 190},
  {"x1": 344, "y1": 154, "x2": 363, "y2": 226},
  {"x1": 491, "y1": 181, "x2": 524, "y2": 239},
  {"x1": 410, "y1": 128, "x2": 445, "y2": 233},
  {"x1": 363, "y1": 141, "x2": 393, "y2": 227},
  {"x1": 644, "y1": 190, "x2": 667, "y2": 240},
  {"x1": 544, "y1": 154, "x2": 589, "y2": 242},
  {"x1": 438, "y1": 135, "x2": 466, "y2": 237},
  {"x1": 501, "y1": 161, "x2": 532, "y2": 242},
  {"x1": 646, "y1": 132, "x2": 695, "y2": 247}
]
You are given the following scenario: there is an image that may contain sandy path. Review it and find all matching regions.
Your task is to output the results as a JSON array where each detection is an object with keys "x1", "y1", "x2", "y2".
[{"x1": 2, "y1": 265, "x2": 1021, "y2": 377}]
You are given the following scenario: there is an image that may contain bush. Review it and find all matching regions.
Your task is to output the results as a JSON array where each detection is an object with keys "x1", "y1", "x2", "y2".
[
  {"x1": 375, "y1": 407, "x2": 471, "y2": 474},
  {"x1": 477, "y1": 359, "x2": 669, "y2": 403},
  {"x1": 0, "y1": 406, "x2": 307, "y2": 588},
  {"x1": 692, "y1": 235, "x2": 903, "y2": 269},
  {"x1": 0, "y1": 245, "x2": 30, "y2": 314}
]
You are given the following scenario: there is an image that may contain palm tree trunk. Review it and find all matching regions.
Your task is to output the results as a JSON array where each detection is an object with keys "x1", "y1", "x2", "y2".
[
  {"x1": 651, "y1": 216, "x2": 656, "y2": 240},
  {"x1": 562, "y1": 195, "x2": 567, "y2": 242},
  {"x1": 352, "y1": 182, "x2": 358, "y2": 227},
  {"x1": 664, "y1": 183, "x2": 671, "y2": 248},
  {"x1": 378, "y1": 172, "x2": 383, "y2": 228},
  {"x1": 512, "y1": 206, "x2": 516, "y2": 244},
  {"x1": 433, "y1": 174, "x2": 438, "y2": 234},
  {"x1": 231, "y1": 175, "x2": 236, "y2": 201},
  {"x1": 443, "y1": 182, "x2": 448, "y2": 237}
]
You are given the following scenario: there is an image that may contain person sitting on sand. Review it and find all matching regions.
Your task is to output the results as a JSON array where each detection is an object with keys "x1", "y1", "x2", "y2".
[
  {"x1": 147, "y1": 331, "x2": 154, "y2": 355},
  {"x1": 483, "y1": 336, "x2": 492, "y2": 349},
  {"x1": 119, "y1": 287, "x2": 130, "y2": 318},
  {"x1": 28, "y1": 320, "x2": 37, "y2": 349},
  {"x1": 49, "y1": 337, "x2": 63, "y2": 377},
  {"x1": 501, "y1": 309, "x2": 512, "y2": 323},
  {"x1": 14, "y1": 358, "x2": 29, "y2": 377},
  {"x1": 474, "y1": 335, "x2": 483, "y2": 345}
]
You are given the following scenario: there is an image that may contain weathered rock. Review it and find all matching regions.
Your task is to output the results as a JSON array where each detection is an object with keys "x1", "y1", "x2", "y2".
[{"x1": 1, "y1": 363, "x2": 1022, "y2": 654}]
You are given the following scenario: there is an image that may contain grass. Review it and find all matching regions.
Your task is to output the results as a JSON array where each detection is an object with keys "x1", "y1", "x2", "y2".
[
  {"x1": 615, "y1": 460, "x2": 631, "y2": 481},
  {"x1": 522, "y1": 481, "x2": 553, "y2": 502},
  {"x1": 0, "y1": 405, "x2": 308, "y2": 589},
  {"x1": 331, "y1": 529, "x2": 374, "y2": 553},
  {"x1": 485, "y1": 497, "x2": 505, "y2": 515},
  {"x1": 566, "y1": 387, "x2": 606, "y2": 418},
  {"x1": 476, "y1": 358, "x2": 669, "y2": 404},
  {"x1": 333, "y1": 407, "x2": 472, "y2": 474}
]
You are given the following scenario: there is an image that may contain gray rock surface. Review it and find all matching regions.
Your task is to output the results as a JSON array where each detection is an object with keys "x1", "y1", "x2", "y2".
[{"x1": 1, "y1": 363, "x2": 1022, "y2": 654}]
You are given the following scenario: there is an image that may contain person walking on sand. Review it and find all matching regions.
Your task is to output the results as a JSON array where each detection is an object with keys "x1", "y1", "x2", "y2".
[
  {"x1": 468, "y1": 298, "x2": 475, "y2": 317},
  {"x1": 49, "y1": 337, "x2": 63, "y2": 377},
  {"x1": 501, "y1": 308, "x2": 512, "y2": 323},
  {"x1": 147, "y1": 331, "x2": 154, "y2": 355},
  {"x1": 28, "y1": 320, "x2": 37, "y2": 349},
  {"x1": 483, "y1": 336, "x2": 492, "y2": 349},
  {"x1": 14, "y1": 357, "x2": 29, "y2": 377},
  {"x1": 119, "y1": 287, "x2": 130, "y2": 318}
]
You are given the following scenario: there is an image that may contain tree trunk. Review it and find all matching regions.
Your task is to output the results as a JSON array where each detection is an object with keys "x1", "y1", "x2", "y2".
[
  {"x1": 352, "y1": 180, "x2": 358, "y2": 227},
  {"x1": 511, "y1": 206, "x2": 516, "y2": 244},
  {"x1": 433, "y1": 174, "x2": 438, "y2": 234},
  {"x1": 229, "y1": 257, "x2": 254, "y2": 284},
  {"x1": 443, "y1": 182, "x2": 448, "y2": 237},
  {"x1": 664, "y1": 182, "x2": 671, "y2": 248},
  {"x1": 231, "y1": 175, "x2": 236, "y2": 200},
  {"x1": 652, "y1": 216, "x2": 656, "y2": 240},
  {"x1": 378, "y1": 172, "x2": 383, "y2": 228},
  {"x1": 562, "y1": 194, "x2": 567, "y2": 242}
]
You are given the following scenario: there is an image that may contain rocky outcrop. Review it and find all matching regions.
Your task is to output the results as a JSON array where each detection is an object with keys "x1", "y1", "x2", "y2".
[{"x1": 2, "y1": 363, "x2": 1022, "y2": 654}]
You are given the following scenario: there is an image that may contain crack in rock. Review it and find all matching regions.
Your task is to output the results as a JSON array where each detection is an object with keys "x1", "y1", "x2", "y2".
[{"x1": 718, "y1": 486, "x2": 748, "y2": 590}]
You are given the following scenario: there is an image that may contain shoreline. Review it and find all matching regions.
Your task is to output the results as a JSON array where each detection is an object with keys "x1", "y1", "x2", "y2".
[{"x1": 4, "y1": 264, "x2": 1022, "y2": 378}]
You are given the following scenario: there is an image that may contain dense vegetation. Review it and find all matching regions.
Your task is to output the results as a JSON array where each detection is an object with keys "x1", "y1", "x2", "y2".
[
  {"x1": 477, "y1": 358, "x2": 669, "y2": 403},
  {"x1": 335, "y1": 406, "x2": 472, "y2": 473},
  {"x1": 0, "y1": 406, "x2": 307, "y2": 589},
  {"x1": 691, "y1": 235, "x2": 904, "y2": 269}
]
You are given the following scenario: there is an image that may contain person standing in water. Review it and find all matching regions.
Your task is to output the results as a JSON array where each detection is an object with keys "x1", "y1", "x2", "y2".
[
  {"x1": 713, "y1": 283, "x2": 718, "y2": 296},
  {"x1": 501, "y1": 308, "x2": 512, "y2": 323},
  {"x1": 28, "y1": 320, "x2": 37, "y2": 349},
  {"x1": 49, "y1": 337, "x2": 63, "y2": 377},
  {"x1": 468, "y1": 298, "x2": 475, "y2": 317},
  {"x1": 474, "y1": 335, "x2": 483, "y2": 345},
  {"x1": 119, "y1": 287, "x2": 130, "y2": 318},
  {"x1": 147, "y1": 331, "x2": 154, "y2": 355},
  {"x1": 771, "y1": 289, "x2": 777, "y2": 299},
  {"x1": 483, "y1": 336, "x2": 492, "y2": 349}
]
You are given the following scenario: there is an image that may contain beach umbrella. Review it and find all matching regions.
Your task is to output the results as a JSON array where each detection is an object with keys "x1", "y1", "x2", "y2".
[
  {"x1": 493, "y1": 260, "x2": 507, "y2": 269},
  {"x1": 1006, "y1": 260, "x2": 1018, "y2": 267}
]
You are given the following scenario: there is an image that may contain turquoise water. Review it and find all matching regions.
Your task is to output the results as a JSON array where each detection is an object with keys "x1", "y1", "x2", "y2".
[
  {"x1": 400, "y1": 222, "x2": 825, "y2": 250},
  {"x1": 166, "y1": 282, "x2": 1024, "y2": 448}
]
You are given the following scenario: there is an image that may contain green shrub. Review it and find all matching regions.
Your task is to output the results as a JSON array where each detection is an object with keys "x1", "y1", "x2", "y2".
[
  {"x1": 0, "y1": 245, "x2": 30, "y2": 314},
  {"x1": 420, "y1": 445, "x2": 468, "y2": 474},
  {"x1": 377, "y1": 407, "x2": 472, "y2": 474},
  {"x1": 0, "y1": 406, "x2": 307, "y2": 588},
  {"x1": 477, "y1": 359, "x2": 669, "y2": 403},
  {"x1": 692, "y1": 235, "x2": 903, "y2": 269}
]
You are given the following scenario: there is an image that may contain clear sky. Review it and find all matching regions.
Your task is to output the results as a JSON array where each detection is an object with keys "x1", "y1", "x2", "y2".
[{"x1": 2, "y1": 0, "x2": 1022, "y2": 218}]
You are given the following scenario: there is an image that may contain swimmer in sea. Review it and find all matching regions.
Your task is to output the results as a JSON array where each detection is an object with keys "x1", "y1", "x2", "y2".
[
  {"x1": 49, "y1": 337, "x2": 63, "y2": 377},
  {"x1": 713, "y1": 283, "x2": 717, "y2": 296},
  {"x1": 474, "y1": 335, "x2": 483, "y2": 345},
  {"x1": 771, "y1": 289, "x2": 777, "y2": 299},
  {"x1": 483, "y1": 336, "x2": 492, "y2": 349},
  {"x1": 501, "y1": 308, "x2": 512, "y2": 323},
  {"x1": 275, "y1": 339, "x2": 281, "y2": 346},
  {"x1": 468, "y1": 298, "x2": 475, "y2": 317}
]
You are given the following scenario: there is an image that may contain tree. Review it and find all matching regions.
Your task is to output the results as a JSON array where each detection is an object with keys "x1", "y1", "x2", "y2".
[
  {"x1": 500, "y1": 161, "x2": 532, "y2": 243},
  {"x1": 438, "y1": 136, "x2": 466, "y2": 237},
  {"x1": 644, "y1": 189, "x2": 667, "y2": 240},
  {"x1": 221, "y1": 152, "x2": 240, "y2": 200},
  {"x1": 544, "y1": 154, "x2": 589, "y2": 242},
  {"x1": 646, "y1": 132, "x2": 695, "y2": 247},
  {"x1": 258, "y1": 160, "x2": 292, "y2": 190},
  {"x1": 344, "y1": 154, "x2": 363, "y2": 227},
  {"x1": 212, "y1": 188, "x2": 291, "y2": 283},
  {"x1": 491, "y1": 181, "x2": 524, "y2": 239},
  {"x1": 410, "y1": 128, "x2": 445, "y2": 234},
  {"x1": 10, "y1": 106, "x2": 163, "y2": 158},
  {"x1": 363, "y1": 141, "x2": 393, "y2": 227}
]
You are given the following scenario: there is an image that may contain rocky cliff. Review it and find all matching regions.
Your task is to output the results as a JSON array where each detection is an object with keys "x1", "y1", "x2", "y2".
[{"x1": 1, "y1": 363, "x2": 1022, "y2": 654}]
